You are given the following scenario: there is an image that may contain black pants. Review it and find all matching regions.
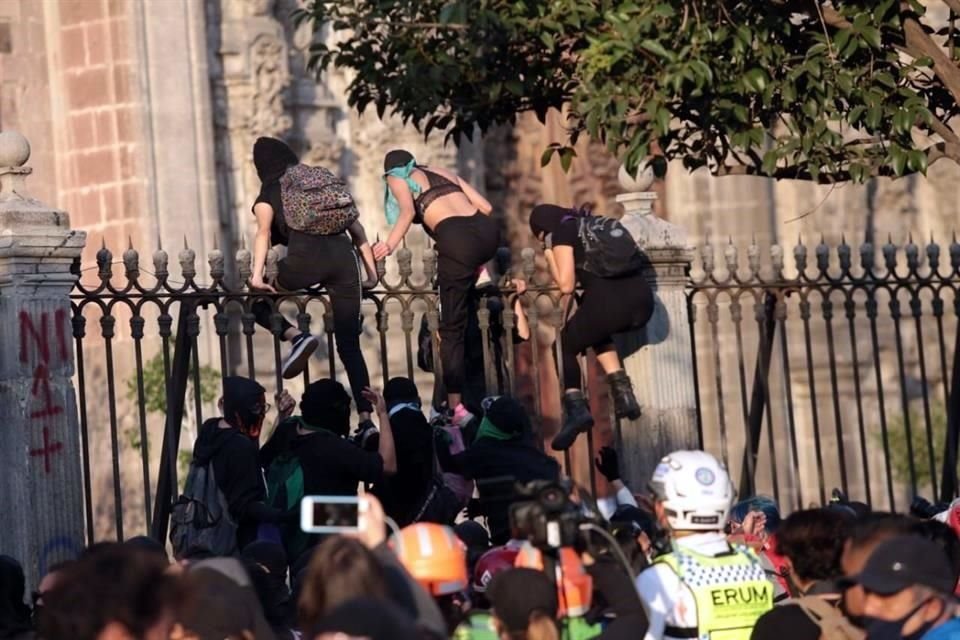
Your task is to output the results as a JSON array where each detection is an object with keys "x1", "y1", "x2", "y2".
[
  {"x1": 251, "y1": 232, "x2": 372, "y2": 413},
  {"x1": 434, "y1": 213, "x2": 500, "y2": 395},
  {"x1": 559, "y1": 273, "x2": 654, "y2": 390}
]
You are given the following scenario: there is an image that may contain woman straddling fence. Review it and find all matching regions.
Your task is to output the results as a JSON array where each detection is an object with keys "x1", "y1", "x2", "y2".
[
  {"x1": 249, "y1": 136, "x2": 378, "y2": 428},
  {"x1": 376, "y1": 150, "x2": 500, "y2": 423},
  {"x1": 529, "y1": 204, "x2": 654, "y2": 451}
]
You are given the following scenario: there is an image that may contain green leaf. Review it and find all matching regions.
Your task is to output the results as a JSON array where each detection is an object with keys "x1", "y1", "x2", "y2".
[
  {"x1": 861, "y1": 27, "x2": 882, "y2": 50},
  {"x1": 907, "y1": 150, "x2": 928, "y2": 173},
  {"x1": 891, "y1": 146, "x2": 908, "y2": 175},
  {"x1": 640, "y1": 39, "x2": 672, "y2": 60},
  {"x1": 744, "y1": 68, "x2": 768, "y2": 93},
  {"x1": 656, "y1": 107, "x2": 671, "y2": 134},
  {"x1": 762, "y1": 150, "x2": 779, "y2": 174},
  {"x1": 540, "y1": 147, "x2": 557, "y2": 167},
  {"x1": 559, "y1": 147, "x2": 577, "y2": 172},
  {"x1": 505, "y1": 80, "x2": 524, "y2": 96}
]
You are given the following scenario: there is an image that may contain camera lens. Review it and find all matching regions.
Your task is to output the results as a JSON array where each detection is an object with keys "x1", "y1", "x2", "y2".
[{"x1": 541, "y1": 487, "x2": 564, "y2": 509}]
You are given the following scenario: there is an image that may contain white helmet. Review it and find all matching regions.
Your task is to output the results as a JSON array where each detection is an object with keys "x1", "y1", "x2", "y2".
[{"x1": 650, "y1": 450, "x2": 735, "y2": 532}]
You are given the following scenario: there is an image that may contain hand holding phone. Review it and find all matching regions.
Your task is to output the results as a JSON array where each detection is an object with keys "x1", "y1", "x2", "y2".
[{"x1": 300, "y1": 496, "x2": 366, "y2": 534}]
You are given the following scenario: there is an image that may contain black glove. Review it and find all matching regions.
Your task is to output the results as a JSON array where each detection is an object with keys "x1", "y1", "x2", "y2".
[
  {"x1": 595, "y1": 446, "x2": 621, "y2": 482},
  {"x1": 465, "y1": 498, "x2": 484, "y2": 519}
]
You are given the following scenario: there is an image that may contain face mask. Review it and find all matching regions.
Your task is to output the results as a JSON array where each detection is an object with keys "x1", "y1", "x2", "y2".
[{"x1": 864, "y1": 598, "x2": 940, "y2": 640}]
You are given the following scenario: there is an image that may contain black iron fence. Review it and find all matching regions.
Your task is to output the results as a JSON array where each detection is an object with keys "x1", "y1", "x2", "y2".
[
  {"x1": 70, "y1": 235, "x2": 960, "y2": 542},
  {"x1": 689, "y1": 236, "x2": 960, "y2": 513}
]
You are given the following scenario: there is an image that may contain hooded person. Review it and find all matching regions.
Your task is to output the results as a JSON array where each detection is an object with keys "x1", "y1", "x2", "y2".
[
  {"x1": 528, "y1": 204, "x2": 654, "y2": 451},
  {"x1": 241, "y1": 542, "x2": 294, "y2": 640},
  {"x1": 248, "y1": 137, "x2": 379, "y2": 434},
  {"x1": 370, "y1": 377, "x2": 435, "y2": 526},
  {"x1": 189, "y1": 376, "x2": 285, "y2": 552},
  {"x1": 260, "y1": 380, "x2": 396, "y2": 563},
  {"x1": 436, "y1": 396, "x2": 560, "y2": 544},
  {"x1": 0, "y1": 557, "x2": 31, "y2": 640}
]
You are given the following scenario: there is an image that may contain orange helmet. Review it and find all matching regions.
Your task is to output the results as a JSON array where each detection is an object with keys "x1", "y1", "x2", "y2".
[
  {"x1": 390, "y1": 523, "x2": 468, "y2": 596},
  {"x1": 514, "y1": 543, "x2": 593, "y2": 617}
]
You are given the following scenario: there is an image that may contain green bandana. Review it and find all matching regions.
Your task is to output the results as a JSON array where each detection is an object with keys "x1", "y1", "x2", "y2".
[
  {"x1": 291, "y1": 416, "x2": 336, "y2": 436},
  {"x1": 474, "y1": 416, "x2": 518, "y2": 443}
]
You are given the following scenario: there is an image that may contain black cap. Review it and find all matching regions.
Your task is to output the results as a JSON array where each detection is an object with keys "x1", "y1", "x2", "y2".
[
  {"x1": 384, "y1": 377, "x2": 420, "y2": 409},
  {"x1": 846, "y1": 535, "x2": 956, "y2": 596},
  {"x1": 300, "y1": 379, "x2": 351, "y2": 429},
  {"x1": 485, "y1": 396, "x2": 531, "y2": 436},
  {"x1": 487, "y1": 568, "x2": 558, "y2": 633}
]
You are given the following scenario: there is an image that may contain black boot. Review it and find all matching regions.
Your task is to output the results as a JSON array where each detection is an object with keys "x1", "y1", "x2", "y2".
[
  {"x1": 552, "y1": 391, "x2": 595, "y2": 451},
  {"x1": 608, "y1": 370, "x2": 641, "y2": 420}
]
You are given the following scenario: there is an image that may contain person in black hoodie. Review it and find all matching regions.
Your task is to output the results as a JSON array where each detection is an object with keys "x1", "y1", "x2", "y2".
[
  {"x1": 191, "y1": 376, "x2": 285, "y2": 551},
  {"x1": 260, "y1": 379, "x2": 396, "y2": 564},
  {"x1": 436, "y1": 396, "x2": 560, "y2": 544},
  {"x1": 370, "y1": 377, "x2": 434, "y2": 527},
  {"x1": 0, "y1": 556, "x2": 31, "y2": 640}
]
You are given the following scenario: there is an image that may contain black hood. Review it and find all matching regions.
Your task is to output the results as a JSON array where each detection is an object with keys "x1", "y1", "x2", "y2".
[{"x1": 193, "y1": 418, "x2": 244, "y2": 466}]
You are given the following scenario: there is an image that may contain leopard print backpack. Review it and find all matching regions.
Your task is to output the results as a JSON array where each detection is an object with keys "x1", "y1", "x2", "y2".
[{"x1": 279, "y1": 163, "x2": 359, "y2": 235}]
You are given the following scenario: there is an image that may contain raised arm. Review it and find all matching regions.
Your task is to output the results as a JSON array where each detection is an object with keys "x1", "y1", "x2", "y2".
[
  {"x1": 374, "y1": 176, "x2": 417, "y2": 260},
  {"x1": 456, "y1": 175, "x2": 493, "y2": 215},
  {"x1": 347, "y1": 219, "x2": 378, "y2": 288},
  {"x1": 251, "y1": 202, "x2": 276, "y2": 292},
  {"x1": 545, "y1": 244, "x2": 576, "y2": 295}
]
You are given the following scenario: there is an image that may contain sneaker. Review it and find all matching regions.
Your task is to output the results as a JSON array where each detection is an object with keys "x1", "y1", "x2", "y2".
[
  {"x1": 452, "y1": 403, "x2": 474, "y2": 427},
  {"x1": 352, "y1": 419, "x2": 379, "y2": 451},
  {"x1": 281, "y1": 333, "x2": 319, "y2": 379}
]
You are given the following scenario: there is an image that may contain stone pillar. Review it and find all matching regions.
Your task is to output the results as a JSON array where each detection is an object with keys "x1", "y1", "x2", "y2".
[
  {"x1": 614, "y1": 164, "x2": 700, "y2": 491},
  {"x1": 0, "y1": 132, "x2": 87, "y2": 589}
]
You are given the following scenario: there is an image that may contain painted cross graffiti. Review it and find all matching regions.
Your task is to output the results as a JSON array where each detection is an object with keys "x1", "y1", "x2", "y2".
[
  {"x1": 19, "y1": 309, "x2": 68, "y2": 474},
  {"x1": 30, "y1": 427, "x2": 64, "y2": 475}
]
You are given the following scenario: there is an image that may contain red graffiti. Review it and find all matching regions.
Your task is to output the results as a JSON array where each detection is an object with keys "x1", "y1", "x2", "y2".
[
  {"x1": 19, "y1": 309, "x2": 68, "y2": 365},
  {"x1": 29, "y1": 363, "x2": 63, "y2": 418},
  {"x1": 19, "y1": 310, "x2": 68, "y2": 420},
  {"x1": 30, "y1": 427, "x2": 63, "y2": 474}
]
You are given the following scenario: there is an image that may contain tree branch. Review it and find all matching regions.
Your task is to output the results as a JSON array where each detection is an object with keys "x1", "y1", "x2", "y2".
[
  {"x1": 902, "y1": 15, "x2": 960, "y2": 106},
  {"x1": 819, "y1": 4, "x2": 853, "y2": 29},
  {"x1": 713, "y1": 141, "x2": 960, "y2": 182}
]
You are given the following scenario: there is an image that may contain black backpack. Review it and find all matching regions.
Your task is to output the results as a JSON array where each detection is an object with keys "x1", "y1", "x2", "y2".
[
  {"x1": 170, "y1": 459, "x2": 238, "y2": 558},
  {"x1": 575, "y1": 210, "x2": 645, "y2": 278}
]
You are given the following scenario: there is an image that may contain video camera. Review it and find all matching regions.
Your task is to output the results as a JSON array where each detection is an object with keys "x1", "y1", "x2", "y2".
[{"x1": 508, "y1": 479, "x2": 594, "y2": 549}]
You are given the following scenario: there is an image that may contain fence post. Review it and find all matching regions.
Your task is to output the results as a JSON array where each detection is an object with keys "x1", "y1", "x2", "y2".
[
  {"x1": 615, "y1": 164, "x2": 700, "y2": 492},
  {"x1": 0, "y1": 132, "x2": 87, "y2": 588}
]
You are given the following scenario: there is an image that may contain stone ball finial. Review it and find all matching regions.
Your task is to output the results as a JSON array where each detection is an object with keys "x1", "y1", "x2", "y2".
[
  {"x1": 618, "y1": 161, "x2": 655, "y2": 192},
  {"x1": 0, "y1": 131, "x2": 31, "y2": 168}
]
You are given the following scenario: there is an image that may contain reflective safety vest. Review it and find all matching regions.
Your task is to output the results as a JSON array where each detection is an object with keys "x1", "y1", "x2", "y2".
[{"x1": 656, "y1": 545, "x2": 773, "y2": 640}]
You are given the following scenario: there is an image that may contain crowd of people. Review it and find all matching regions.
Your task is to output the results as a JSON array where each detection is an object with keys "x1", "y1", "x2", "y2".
[
  {"x1": 4, "y1": 140, "x2": 957, "y2": 640},
  {"x1": 3, "y1": 374, "x2": 960, "y2": 640}
]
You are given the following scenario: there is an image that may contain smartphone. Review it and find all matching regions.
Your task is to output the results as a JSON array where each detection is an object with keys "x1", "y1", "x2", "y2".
[{"x1": 300, "y1": 496, "x2": 366, "y2": 534}]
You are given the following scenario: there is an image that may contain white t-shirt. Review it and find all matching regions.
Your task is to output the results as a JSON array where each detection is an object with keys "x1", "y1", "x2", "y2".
[{"x1": 636, "y1": 532, "x2": 733, "y2": 640}]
